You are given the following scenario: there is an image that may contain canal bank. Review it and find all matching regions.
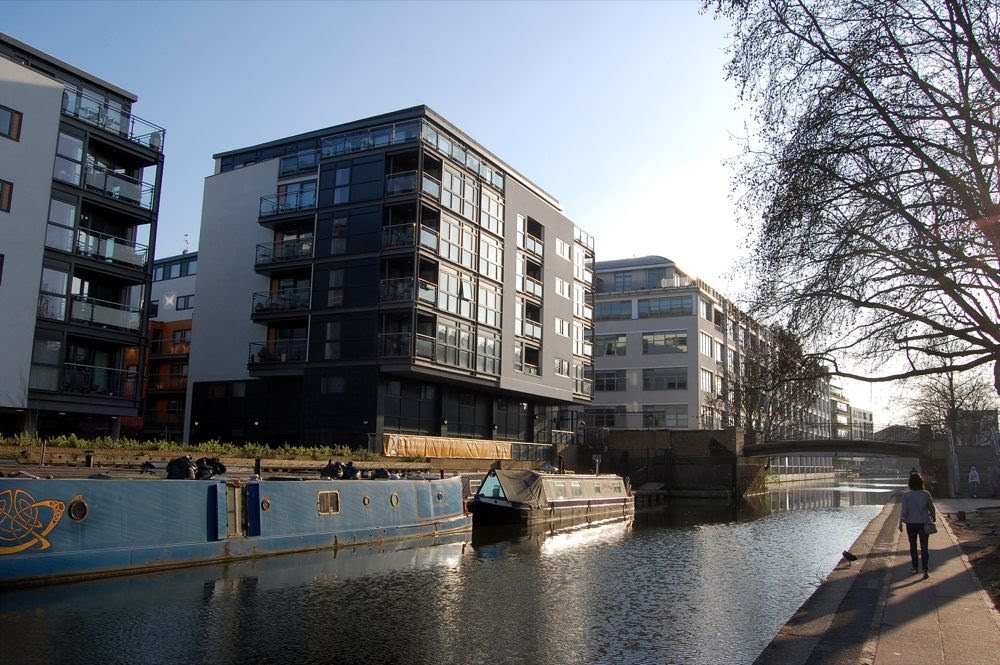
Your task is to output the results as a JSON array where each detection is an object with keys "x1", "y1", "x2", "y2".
[{"x1": 755, "y1": 496, "x2": 1000, "y2": 665}]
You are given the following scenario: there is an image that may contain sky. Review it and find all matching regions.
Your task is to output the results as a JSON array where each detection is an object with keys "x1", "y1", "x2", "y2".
[{"x1": 3, "y1": 0, "x2": 907, "y2": 421}]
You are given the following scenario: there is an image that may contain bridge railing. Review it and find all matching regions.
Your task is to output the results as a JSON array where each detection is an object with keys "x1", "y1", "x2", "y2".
[{"x1": 762, "y1": 422, "x2": 920, "y2": 443}]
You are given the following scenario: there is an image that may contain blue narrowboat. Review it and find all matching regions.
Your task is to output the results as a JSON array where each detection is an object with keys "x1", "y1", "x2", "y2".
[{"x1": 0, "y1": 475, "x2": 471, "y2": 588}]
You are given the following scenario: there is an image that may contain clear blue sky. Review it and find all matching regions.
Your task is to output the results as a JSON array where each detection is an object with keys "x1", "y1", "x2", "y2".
[{"x1": 5, "y1": 0, "x2": 747, "y2": 287}]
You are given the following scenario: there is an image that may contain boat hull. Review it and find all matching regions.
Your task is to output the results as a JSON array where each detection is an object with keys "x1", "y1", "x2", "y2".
[{"x1": 0, "y1": 476, "x2": 471, "y2": 588}]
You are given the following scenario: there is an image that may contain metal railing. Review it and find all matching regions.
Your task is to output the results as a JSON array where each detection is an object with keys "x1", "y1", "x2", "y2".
[
  {"x1": 382, "y1": 224, "x2": 416, "y2": 249},
  {"x1": 386, "y1": 171, "x2": 418, "y2": 196},
  {"x1": 84, "y1": 166, "x2": 156, "y2": 210},
  {"x1": 248, "y1": 340, "x2": 307, "y2": 364},
  {"x1": 380, "y1": 277, "x2": 414, "y2": 303},
  {"x1": 149, "y1": 339, "x2": 190, "y2": 356},
  {"x1": 62, "y1": 87, "x2": 164, "y2": 152},
  {"x1": 259, "y1": 189, "x2": 316, "y2": 217},
  {"x1": 62, "y1": 362, "x2": 136, "y2": 398},
  {"x1": 76, "y1": 228, "x2": 148, "y2": 268},
  {"x1": 415, "y1": 333, "x2": 436, "y2": 359},
  {"x1": 521, "y1": 233, "x2": 544, "y2": 257},
  {"x1": 251, "y1": 287, "x2": 311, "y2": 313},
  {"x1": 70, "y1": 295, "x2": 142, "y2": 332},
  {"x1": 421, "y1": 174, "x2": 441, "y2": 200},
  {"x1": 521, "y1": 320, "x2": 542, "y2": 340},
  {"x1": 520, "y1": 274, "x2": 543, "y2": 298},
  {"x1": 320, "y1": 119, "x2": 421, "y2": 158},
  {"x1": 419, "y1": 224, "x2": 439, "y2": 250},
  {"x1": 255, "y1": 238, "x2": 313, "y2": 265},
  {"x1": 148, "y1": 375, "x2": 187, "y2": 391}
]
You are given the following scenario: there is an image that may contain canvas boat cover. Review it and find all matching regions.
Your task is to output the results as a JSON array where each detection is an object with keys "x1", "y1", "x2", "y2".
[{"x1": 483, "y1": 470, "x2": 548, "y2": 508}]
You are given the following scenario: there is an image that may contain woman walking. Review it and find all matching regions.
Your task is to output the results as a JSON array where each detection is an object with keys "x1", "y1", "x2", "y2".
[{"x1": 899, "y1": 472, "x2": 937, "y2": 578}]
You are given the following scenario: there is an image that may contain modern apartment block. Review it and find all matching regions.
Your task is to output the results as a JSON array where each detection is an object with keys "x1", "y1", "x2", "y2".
[
  {"x1": 124, "y1": 251, "x2": 196, "y2": 440},
  {"x1": 0, "y1": 34, "x2": 164, "y2": 437},
  {"x1": 187, "y1": 106, "x2": 595, "y2": 449}
]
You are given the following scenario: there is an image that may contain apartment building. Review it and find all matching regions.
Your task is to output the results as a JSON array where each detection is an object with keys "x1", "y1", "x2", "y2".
[
  {"x1": 122, "y1": 251, "x2": 196, "y2": 439},
  {"x1": 187, "y1": 106, "x2": 594, "y2": 449},
  {"x1": 0, "y1": 34, "x2": 164, "y2": 437}
]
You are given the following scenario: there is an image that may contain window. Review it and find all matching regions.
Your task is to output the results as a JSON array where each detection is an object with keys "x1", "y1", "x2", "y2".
[
  {"x1": 0, "y1": 106, "x2": 21, "y2": 141},
  {"x1": 477, "y1": 284, "x2": 502, "y2": 329},
  {"x1": 638, "y1": 295, "x2": 693, "y2": 317},
  {"x1": 480, "y1": 187, "x2": 504, "y2": 237},
  {"x1": 476, "y1": 333, "x2": 500, "y2": 375},
  {"x1": 699, "y1": 332, "x2": 713, "y2": 357},
  {"x1": 555, "y1": 277, "x2": 570, "y2": 299},
  {"x1": 594, "y1": 370, "x2": 627, "y2": 392},
  {"x1": 53, "y1": 131, "x2": 84, "y2": 185},
  {"x1": 613, "y1": 272, "x2": 632, "y2": 292},
  {"x1": 586, "y1": 406, "x2": 626, "y2": 427},
  {"x1": 320, "y1": 376, "x2": 346, "y2": 394},
  {"x1": 643, "y1": 331, "x2": 687, "y2": 354},
  {"x1": 0, "y1": 180, "x2": 11, "y2": 213},
  {"x1": 554, "y1": 357, "x2": 570, "y2": 377},
  {"x1": 643, "y1": 404, "x2": 688, "y2": 428},
  {"x1": 642, "y1": 367, "x2": 687, "y2": 390},
  {"x1": 555, "y1": 238, "x2": 571, "y2": 260},
  {"x1": 149, "y1": 300, "x2": 159, "y2": 317},
  {"x1": 176, "y1": 295, "x2": 194, "y2": 310},
  {"x1": 172, "y1": 329, "x2": 192, "y2": 343},
  {"x1": 478, "y1": 234, "x2": 503, "y2": 282},
  {"x1": 317, "y1": 491, "x2": 340, "y2": 515},
  {"x1": 595, "y1": 334, "x2": 626, "y2": 356},
  {"x1": 45, "y1": 197, "x2": 76, "y2": 251},
  {"x1": 595, "y1": 301, "x2": 631, "y2": 320},
  {"x1": 0, "y1": 254, "x2": 3, "y2": 285},
  {"x1": 554, "y1": 318, "x2": 570, "y2": 337},
  {"x1": 700, "y1": 368, "x2": 714, "y2": 392}
]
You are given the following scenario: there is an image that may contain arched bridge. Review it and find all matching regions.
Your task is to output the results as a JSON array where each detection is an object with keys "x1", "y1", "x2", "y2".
[{"x1": 743, "y1": 423, "x2": 924, "y2": 458}]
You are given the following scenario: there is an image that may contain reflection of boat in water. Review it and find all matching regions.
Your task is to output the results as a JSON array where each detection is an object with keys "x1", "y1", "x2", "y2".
[
  {"x1": 469, "y1": 470, "x2": 634, "y2": 530},
  {"x1": 0, "y1": 475, "x2": 470, "y2": 589},
  {"x1": 471, "y1": 518, "x2": 633, "y2": 557}
]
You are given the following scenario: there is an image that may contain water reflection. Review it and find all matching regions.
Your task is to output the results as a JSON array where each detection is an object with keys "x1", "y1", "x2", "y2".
[{"x1": 0, "y1": 479, "x2": 903, "y2": 665}]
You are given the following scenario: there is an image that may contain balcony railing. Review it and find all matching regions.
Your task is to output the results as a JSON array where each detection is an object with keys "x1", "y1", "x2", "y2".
[
  {"x1": 149, "y1": 339, "x2": 190, "y2": 356},
  {"x1": 521, "y1": 233, "x2": 544, "y2": 257},
  {"x1": 70, "y1": 295, "x2": 142, "y2": 332},
  {"x1": 62, "y1": 87, "x2": 164, "y2": 152},
  {"x1": 77, "y1": 228, "x2": 148, "y2": 268},
  {"x1": 520, "y1": 275, "x2": 543, "y2": 298},
  {"x1": 249, "y1": 340, "x2": 307, "y2": 364},
  {"x1": 382, "y1": 224, "x2": 416, "y2": 249},
  {"x1": 386, "y1": 171, "x2": 418, "y2": 196},
  {"x1": 149, "y1": 375, "x2": 187, "y2": 391},
  {"x1": 255, "y1": 238, "x2": 313, "y2": 266},
  {"x1": 421, "y1": 174, "x2": 441, "y2": 200},
  {"x1": 380, "y1": 277, "x2": 414, "y2": 303},
  {"x1": 574, "y1": 378, "x2": 593, "y2": 396},
  {"x1": 252, "y1": 288, "x2": 311, "y2": 314},
  {"x1": 279, "y1": 150, "x2": 319, "y2": 176},
  {"x1": 415, "y1": 333, "x2": 436, "y2": 360},
  {"x1": 379, "y1": 332, "x2": 412, "y2": 358},
  {"x1": 84, "y1": 166, "x2": 156, "y2": 210},
  {"x1": 62, "y1": 362, "x2": 136, "y2": 398},
  {"x1": 419, "y1": 225, "x2": 439, "y2": 251},
  {"x1": 417, "y1": 279, "x2": 438, "y2": 305},
  {"x1": 320, "y1": 120, "x2": 421, "y2": 158},
  {"x1": 523, "y1": 363, "x2": 540, "y2": 376},
  {"x1": 521, "y1": 320, "x2": 542, "y2": 340},
  {"x1": 259, "y1": 189, "x2": 316, "y2": 217}
]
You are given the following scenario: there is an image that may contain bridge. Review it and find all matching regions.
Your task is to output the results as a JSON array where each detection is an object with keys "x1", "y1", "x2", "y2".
[{"x1": 743, "y1": 423, "x2": 924, "y2": 458}]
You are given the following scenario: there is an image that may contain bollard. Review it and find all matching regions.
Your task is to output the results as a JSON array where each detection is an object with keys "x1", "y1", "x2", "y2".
[
  {"x1": 85, "y1": 450, "x2": 95, "y2": 468},
  {"x1": 254, "y1": 458, "x2": 262, "y2": 476}
]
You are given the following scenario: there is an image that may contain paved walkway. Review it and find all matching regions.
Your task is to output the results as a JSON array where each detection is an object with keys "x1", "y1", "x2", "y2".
[{"x1": 755, "y1": 497, "x2": 1000, "y2": 665}]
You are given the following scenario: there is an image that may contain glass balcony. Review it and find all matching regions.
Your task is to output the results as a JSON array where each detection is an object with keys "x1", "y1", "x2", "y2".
[
  {"x1": 523, "y1": 363, "x2": 539, "y2": 376},
  {"x1": 248, "y1": 340, "x2": 307, "y2": 364},
  {"x1": 421, "y1": 174, "x2": 441, "y2": 200},
  {"x1": 419, "y1": 225, "x2": 439, "y2": 251},
  {"x1": 386, "y1": 171, "x2": 418, "y2": 196},
  {"x1": 255, "y1": 238, "x2": 313, "y2": 266},
  {"x1": 62, "y1": 362, "x2": 136, "y2": 398},
  {"x1": 70, "y1": 295, "x2": 142, "y2": 332},
  {"x1": 380, "y1": 277, "x2": 414, "y2": 303},
  {"x1": 382, "y1": 224, "x2": 416, "y2": 249},
  {"x1": 520, "y1": 275, "x2": 543, "y2": 298},
  {"x1": 149, "y1": 375, "x2": 187, "y2": 391},
  {"x1": 251, "y1": 288, "x2": 311, "y2": 314},
  {"x1": 575, "y1": 378, "x2": 594, "y2": 396},
  {"x1": 320, "y1": 120, "x2": 421, "y2": 158},
  {"x1": 379, "y1": 333, "x2": 412, "y2": 358},
  {"x1": 417, "y1": 279, "x2": 437, "y2": 305},
  {"x1": 149, "y1": 339, "x2": 190, "y2": 356},
  {"x1": 259, "y1": 189, "x2": 316, "y2": 217},
  {"x1": 279, "y1": 150, "x2": 318, "y2": 176},
  {"x1": 76, "y1": 229, "x2": 148, "y2": 268},
  {"x1": 522, "y1": 320, "x2": 543, "y2": 340},
  {"x1": 415, "y1": 333, "x2": 436, "y2": 360},
  {"x1": 522, "y1": 233, "x2": 544, "y2": 257},
  {"x1": 84, "y1": 166, "x2": 156, "y2": 210},
  {"x1": 62, "y1": 87, "x2": 165, "y2": 152}
]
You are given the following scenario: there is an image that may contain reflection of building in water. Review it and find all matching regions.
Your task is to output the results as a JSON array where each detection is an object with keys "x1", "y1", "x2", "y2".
[{"x1": 769, "y1": 453, "x2": 835, "y2": 482}]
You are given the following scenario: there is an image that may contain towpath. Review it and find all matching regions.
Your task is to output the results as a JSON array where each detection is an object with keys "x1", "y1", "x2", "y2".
[{"x1": 754, "y1": 497, "x2": 1000, "y2": 665}]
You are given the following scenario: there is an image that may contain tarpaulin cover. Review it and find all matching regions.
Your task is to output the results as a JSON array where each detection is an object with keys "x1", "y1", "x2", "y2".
[
  {"x1": 488, "y1": 470, "x2": 547, "y2": 508},
  {"x1": 383, "y1": 434, "x2": 512, "y2": 459}
]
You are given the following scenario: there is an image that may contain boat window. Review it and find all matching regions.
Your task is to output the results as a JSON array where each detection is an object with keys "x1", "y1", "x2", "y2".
[
  {"x1": 317, "y1": 491, "x2": 340, "y2": 515},
  {"x1": 593, "y1": 482, "x2": 602, "y2": 494},
  {"x1": 478, "y1": 473, "x2": 506, "y2": 499},
  {"x1": 612, "y1": 483, "x2": 622, "y2": 493},
  {"x1": 553, "y1": 482, "x2": 566, "y2": 498},
  {"x1": 570, "y1": 482, "x2": 583, "y2": 498}
]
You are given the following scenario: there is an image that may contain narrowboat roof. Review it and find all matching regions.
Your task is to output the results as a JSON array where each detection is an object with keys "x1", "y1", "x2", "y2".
[{"x1": 476, "y1": 469, "x2": 627, "y2": 508}]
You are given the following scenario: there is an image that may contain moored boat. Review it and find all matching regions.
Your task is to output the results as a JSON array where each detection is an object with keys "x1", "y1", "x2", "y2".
[
  {"x1": 469, "y1": 469, "x2": 634, "y2": 529},
  {"x1": 0, "y1": 475, "x2": 471, "y2": 589}
]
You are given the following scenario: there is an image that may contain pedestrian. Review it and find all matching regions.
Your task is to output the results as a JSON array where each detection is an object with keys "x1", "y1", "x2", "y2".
[
  {"x1": 968, "y1": 466, "x2": 980, "y2": 498},
  {"x1": 899, "y1": 472, "x2": 936, "y2": 579}
]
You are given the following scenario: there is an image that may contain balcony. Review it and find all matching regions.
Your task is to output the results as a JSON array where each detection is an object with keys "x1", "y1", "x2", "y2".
[
  {"x1": 575, "y1": 378, "x2": 593, "y2": 396},
  {"x1": 379, "y1": 332, "x2": 412, "y2": 359},
  {"x1": 419, "y1": 225, "x2": 439, "y2": 251},
  {"x1": 150, "y1": 339, "x2": 190, "y2": 356},
  {"x1": 415, "y1": 333, "x2": 435, "y2": 360},
  {"x1": 255, "y1": 238, "x2": 313, "y2": 266},
  {"x1": 380, "y1": 277, "x2": 414, "y2": 304},
  {"x1": 62, "y1": 88, "x2": 165, "y2": 153},
  {"x1": 521, "y1": 233, "x2": 543, "y2": 257},
  {"x1": 77, "y1": 229, "x2": 148, "y2": 268},
  {"x1": 421, "y1": 174, "x2": 442, "y2": 200},
  {"x1": 84, "y1": 166, "x2": 156, "y2": 210},
  {"x1": 417, "y1": 279, "x2": 437, "y2": 305},
  {"x1": 148, "y1": 375, "x2": 188, "y2": 391},
  {"x1": 382, "y1": 224, "x2": 416, "y2": 250},
  {"x1": 252, "y1": 288, "x2": 311, "y2": 314},
  {"x1": 521, "y1": 320, "x2": 543, "y2": 340},
  {"x1": 62, "y1": 362, "x2": 136, "y2": 398},
  {"x1": 259, "y1": 189, "x2": 316, "y2": 217},
  {"x1": 249, "y1": 340, "x2": 307, "y2": 364},
  {"x1": 70, "y1": 296, "x2": 142, "y2": 332},
  {"x1": 386, "y1": 171, "x2": 418, "y2": 196},
  {"x1": 523, "y1": 363, "x2": 540, "y2": 376},
  {"x1": 520, "y1": 275, "x2": 543, "y2": 298},
  {"x1": 320, "y1": 120, "x2": 420, "y2": 158}
]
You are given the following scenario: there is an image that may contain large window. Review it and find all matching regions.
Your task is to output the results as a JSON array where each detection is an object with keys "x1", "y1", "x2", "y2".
[
  {"x1": 332, "y1": 156, "x2": 381, "y2": 204},
  {"x1": 586, "y1": 406, "x2": 625, "y2": 428},
  {"x1": 436, "y1": 320, "x2": 474, "y2": 369},
  {"x1": 638, "y1": 295, "x2": 693, "y2": 318},
  {"x1": 594, "y1": 369, "x2": 627, "y2": 392},
  {"x1": 480, "y1": 187, "x2": 504, "y2": 237},
  {"x1": 699, "y1": 332, "x2": 714, "y2": 357},
  {"x1": 476, "y1": 333, "x2": 500, "y2": 375},
  {"x1": 478, "y1": 234, "x2": 503, "y2": 283},
  {"x1": 642, "y1": 367, "x2": 687, "y2": 390},
  {"x1": 595, "y1": 301, "x2": 631, "y2": 321},
  {"x1": 442, "y1": 165, "x2": 476, "y2": 221},
  {"x1": 644, "y1": 404, "x2": 688, "y2": 428},
  {"x1": 477, "y1": 284, "x2": 501, "y2": 329},
  {"x1": 438, "y1": 269, "x2": 474, "y2": 319},
  {"x1": 643, "y1": 331, "x2": 687, "y2": 354},
  {"x1": 613, "y1": 272, "x2": 632, "y2": 292},
  {"x1": 595, "y1": 334, "x2": 626, "y2": 356},
  {"x1": 38, "y1": 266, "x2": 69, "y2": 321},
  {"x1": 0, "y1": 106, "x2": 21, "y2": 141},
  {"x1": 53, "y1": 131, "x2": 84, "y2": 185},
  {"x1": 440, "y1": 215, "x2": 475, "y2": 269}
]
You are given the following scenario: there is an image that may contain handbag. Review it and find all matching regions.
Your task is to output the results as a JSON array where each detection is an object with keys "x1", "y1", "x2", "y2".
[{"x1": 924, "y1": 522, "x2": 938, "y2": 535}]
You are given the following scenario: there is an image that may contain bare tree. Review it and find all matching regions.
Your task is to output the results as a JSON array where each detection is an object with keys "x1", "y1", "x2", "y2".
[
  {"x1": 705, "y1": 0, "x2": 1000, "y2": 393},
  {"x1": 904, "y1": 360, "x2": 999, "y2": 443}
]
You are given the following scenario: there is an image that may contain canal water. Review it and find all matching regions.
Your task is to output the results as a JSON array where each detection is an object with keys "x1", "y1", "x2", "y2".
[{"x1": 0, "y1": 478, "x2": 904, "y2": 665}]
